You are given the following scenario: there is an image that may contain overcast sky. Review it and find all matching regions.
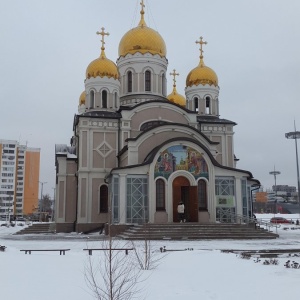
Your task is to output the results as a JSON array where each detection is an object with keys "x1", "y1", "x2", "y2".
[{"x1": 1, "y1": 0, "x2": 300, "y2": 197}]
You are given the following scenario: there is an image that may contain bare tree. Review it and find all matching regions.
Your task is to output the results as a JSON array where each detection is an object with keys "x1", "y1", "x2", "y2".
[
  {"x1": 84, "y1": 235, "x2": 143, "y2": 300},
  {"x1": 40, "y1": 194, "x2": 53, "y2": 215},
  {"x1": 131, "y1": 224, "x2": 167, "y2": 270}
]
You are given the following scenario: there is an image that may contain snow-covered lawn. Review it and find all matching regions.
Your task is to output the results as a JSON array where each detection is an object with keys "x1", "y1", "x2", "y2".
[{"x1": 1, "y1": 214, "x2": 300, "y2": 300}]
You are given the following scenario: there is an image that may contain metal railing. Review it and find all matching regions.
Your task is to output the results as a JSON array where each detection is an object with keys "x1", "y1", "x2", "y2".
[{"x1": 218, "y1": 211, "x2": 280, "y2": 232}]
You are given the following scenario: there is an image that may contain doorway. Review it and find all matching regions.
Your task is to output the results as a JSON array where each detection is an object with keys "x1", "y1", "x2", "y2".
[{"x1": 172, "y1": 176, "x2": 198, "y2": 222}]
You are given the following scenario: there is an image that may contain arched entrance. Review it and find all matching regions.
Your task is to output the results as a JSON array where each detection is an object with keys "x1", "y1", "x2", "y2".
[{"x1": 173, "y1": 176, "x2": 198, "y2": 222}]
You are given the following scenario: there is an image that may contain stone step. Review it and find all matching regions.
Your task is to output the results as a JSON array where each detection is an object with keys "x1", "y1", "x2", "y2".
[
  {"x1": 14, "y1": 223, "x2": 55, "y2": 235},
  {"x1": 117, "y1": 223, "x2": 278, "y2": 240},
  {"x1": 118, "y1": 234, "x2": 277, "y2": 240},
  {"x1": 127, "y1": 227, "x2": 268, "y2": 232}
]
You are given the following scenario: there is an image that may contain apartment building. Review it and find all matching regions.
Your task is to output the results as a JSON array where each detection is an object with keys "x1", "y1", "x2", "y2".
[{"x1": 0, "y1": 139, "x2": 40, "y2": 218}]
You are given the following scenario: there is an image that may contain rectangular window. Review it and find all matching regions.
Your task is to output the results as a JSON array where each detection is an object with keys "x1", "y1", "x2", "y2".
[
  {"x1": 215, "y1": 178, "x2": 235, "y2": 196},
  {"x1": 126, "y1": 176, "x2": 148, "y2": 223},
  {"x1": 112, "y1": 176, "x2": 119, "y2": 223},
  {"x1": 241, "y1": 179, "x2": 248, "y2": 217}
]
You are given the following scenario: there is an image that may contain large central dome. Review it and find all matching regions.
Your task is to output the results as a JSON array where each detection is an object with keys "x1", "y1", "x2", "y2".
[{"x1": 118, "y1": 5, "x2": 166, "y2": 57}]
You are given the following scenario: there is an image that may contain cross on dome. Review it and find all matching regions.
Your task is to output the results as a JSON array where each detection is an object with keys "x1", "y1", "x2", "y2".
[
  {"x1": 139, "y1": 0, "x2": 146, "y2": 27},
  {"x1": 96, "y1": 27, "x2": 110, "y2": 58},
  {"x1": 140, "y1": 0, "x2": 145, "y2": 13},
  {"x1": 196, "y1": 36, "x2": 207, "y2": 59},
  {"x1": 170, "y1": 69, "x2": 179, "y2": 87}
]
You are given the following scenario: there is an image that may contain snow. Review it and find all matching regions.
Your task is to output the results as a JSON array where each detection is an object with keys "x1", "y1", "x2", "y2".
[{"x1": 1, "y1": 214, "x2": 300, "y2": 300}]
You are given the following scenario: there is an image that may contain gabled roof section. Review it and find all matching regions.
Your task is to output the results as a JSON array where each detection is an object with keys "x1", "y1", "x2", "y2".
[
  {"x1": 73, "y1": 111, "x2": 122, "y2": 129},
  {"x1": 80, "y1": 111, "x2": 122, "y2": 119},
  {"x1": 197, "y1": 115, "x2": 237, "y2": 125},
  {"x1": 55, "y1": 144, "x2": 77, "y2": 160}
]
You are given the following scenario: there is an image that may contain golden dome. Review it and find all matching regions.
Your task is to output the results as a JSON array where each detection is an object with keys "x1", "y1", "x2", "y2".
[
  {"x1": 167, "y1": 87, "x2": 186, "y2": 107},
  {"x1": 86, "y1": 27, "x2": 119, "y2": 80},
  {"x1": 86, "y1": 56, "x2": 119, "y2": 80},
  {"x1": 186, "y1": 36, "x2": 218, "y2": 87},
  {"x1": 167, "y1": 69, "x2": 186, "y2": 106},
  {"x1": 79, "y1": 91, "x2": 86, "y2": 105},
  {"x1": 118, "y1": 2, "x2": 166, "y2": 57},
  {"x1": 186, "y1": 60, "x2": 218, "y2": 87}
]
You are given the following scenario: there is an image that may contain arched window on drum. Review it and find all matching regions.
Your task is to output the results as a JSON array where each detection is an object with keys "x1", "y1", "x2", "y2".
[
  {"x1": 145, "y1": 70, "x2": 151, "y2": 92},
  {"x1": 194, "y1": 97, "x2": 199, "y2": 112},
  {"x1": 90, "y1": 90, "x2": 95, "y2": 109},
  {"x1": 127, "y1": 71, "x2": 132, "y2": 93},
  {"x1": 102, "y1": 90, "x2": 108, "y2": 108}
]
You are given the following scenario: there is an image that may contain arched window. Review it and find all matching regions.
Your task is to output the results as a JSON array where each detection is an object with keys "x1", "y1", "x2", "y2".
[
  {"x1": 127, "y1": 71, "x2": 132, "y2": 93},
  {"x1": 205, "y1": 96, "x2": 211, "y2": 114},
  {"x1": 90, "y1": 90, "x2": 95, "y2": 108},
  {"x1": 102, "y1": 90, "x2": 107, "y2": 108},
  {"x1": 156, "y1": 179, "x2": 165, "y2": 211},
  {"x1": 100, "y1": 185, "x2": 108, "y2": 213},
  {"x1": 161, "y1": 73, "x2": 165, "y2": 95},
  {"x1": 145, "y1": 70, "x2": 151, "y2": 92},
  {"x1": 198, "y1": 180, "x2": 207, "y2": 210},
  {"x1": 194, "y1": 97, "x2": 199, "y2": 112},
  {"x1": 114, "y1": 92, "x2": 118, "y2": 108}
]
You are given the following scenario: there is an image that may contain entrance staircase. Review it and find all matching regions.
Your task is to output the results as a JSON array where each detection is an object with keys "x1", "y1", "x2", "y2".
[
  {"x1": 117, "y1": 223, "x2": 279, "y2": 240},
  {"x1": 14, "y1": 223, "x2": 56, "y2": 235}
]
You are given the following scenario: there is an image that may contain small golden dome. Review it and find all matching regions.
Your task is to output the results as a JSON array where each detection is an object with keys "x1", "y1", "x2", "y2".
[
  {"x1": 186, "y1": 61, "x2": 218, "y2": 87},
  {"x1": 167, "y1": 88, "x2": 186, "y2": 107},
  {"x1": 167, "y1": 69, "x2": 186, "y2": 106},
  {"x1": 86, "y1": 56, "x2": 119, "y2": 80},
  {"x1": 79, "y1": 91, "x2": 86, "y2": 105},
  {"x1": 186, "y1": 36, "x2": 218, "y2": 87},
  {"x1": 118, "y1": 2, "x2": 166, "y2": 57},
  {"x1": 86, "y1": 27, "x2": 119, "y2": 80}
]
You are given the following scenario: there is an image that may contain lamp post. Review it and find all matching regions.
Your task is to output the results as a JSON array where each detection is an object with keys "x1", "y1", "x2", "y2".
[
  {"x1": 39, "y1": 181, "x2": 47, "y2": 221},
  {"x1": 269, "y1": 167, "x2": 280, "y2": 215},
  {"x1": 285, "y1": 126, "x2": 300, "y2": 210},
  {"x1": 52, "y1": 187, "x2": 56, "y2": 221}
]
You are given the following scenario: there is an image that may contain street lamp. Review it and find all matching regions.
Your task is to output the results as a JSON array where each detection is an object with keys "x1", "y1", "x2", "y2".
[
  {"x1": 269, "y1": 167, "x2": 280, "y2": 214},
  {"x1": 285, "y1": 127, "x2": 300, "y2": 208},
  {"x1": 39, "y1": 181, "x2": 47, "y2": 221},
  {"x1": 52, "y1": 187, "x2": 56, "y2": 221}
]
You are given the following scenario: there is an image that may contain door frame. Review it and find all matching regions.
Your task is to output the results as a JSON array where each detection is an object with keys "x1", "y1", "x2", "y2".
[{"x1": 172, "y1": 175, "x2": 198, "y2": 222}]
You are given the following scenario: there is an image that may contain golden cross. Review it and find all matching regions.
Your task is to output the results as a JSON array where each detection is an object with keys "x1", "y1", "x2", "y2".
[
  {"x1": 96, "y1": 27, "x2": 110, "y2": 51},
  {"x1": 170, "y1": 69, "x2": 179, "y2": 87},
  {"x1": 196, "y1": 36, "x2": 207, "y2": 58},
  {"x1": 140, "y1": 0, "x2": 145, "y2": 13}
]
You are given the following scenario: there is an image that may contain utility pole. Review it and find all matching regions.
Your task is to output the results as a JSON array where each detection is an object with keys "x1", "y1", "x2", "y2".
[
  {"x1": 269, "y1": 167, "x2": 280, "y2": 215},
  {"x1": 285, "y1": 122, "x2": 300, "y2": 215},
  {"x1": 39, "y1": 181, "x2": 47, "y2": 221}
]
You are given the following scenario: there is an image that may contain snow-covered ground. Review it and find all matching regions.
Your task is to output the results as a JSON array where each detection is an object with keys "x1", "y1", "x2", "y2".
[{"x1": 1, "y1": 213, "x2": 300, "y2": 300}]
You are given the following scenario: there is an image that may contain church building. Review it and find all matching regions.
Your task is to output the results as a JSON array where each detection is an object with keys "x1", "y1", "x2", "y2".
[{"x1": 55, "y1": 1, "x2": 259, "y2": 233}]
